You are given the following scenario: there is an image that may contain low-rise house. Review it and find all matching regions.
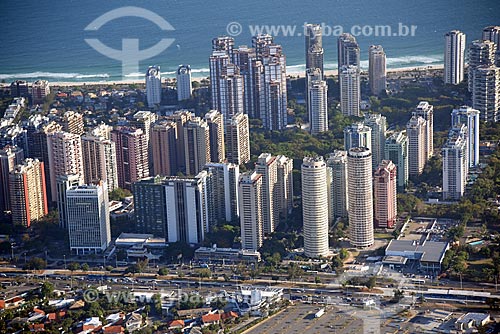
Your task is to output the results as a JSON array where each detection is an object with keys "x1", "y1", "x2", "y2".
[
  {"x1": 29, "y1": 323, "x2": 45, "y2": 332},
  {"x1": 201, "y1": 313, "x2": 221, "y2": 327},
  {"x1": 168, "y1": 319, "x2": 185, "y2": 330},
  {"x1": 125, "y1": 312, "x2": 142, "y2": 332},
  {"x1": 103, "y1": 325, "x2": 124, "y2": 334}
]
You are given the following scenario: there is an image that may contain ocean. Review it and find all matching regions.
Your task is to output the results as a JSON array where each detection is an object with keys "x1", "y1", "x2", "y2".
[{"x1": 0, "y1": 0, "x2": 498, "y2": 82}]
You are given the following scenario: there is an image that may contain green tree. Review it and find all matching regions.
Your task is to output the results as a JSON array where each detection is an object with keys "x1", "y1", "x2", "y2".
[
  {"x1": 109, "y1": 188, "x2": 132, "y2": 201},
  {"x1": 81, "y1": 263, "x2": 90, "y2": 271},
  {"x1": 40, "y1": 281, "x2": 54, "y2": 299},
  {"x1": 24, "y1": 257, "x2": 47, "y2": 270}
]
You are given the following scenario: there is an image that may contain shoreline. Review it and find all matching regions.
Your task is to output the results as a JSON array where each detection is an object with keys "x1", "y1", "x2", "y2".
[{"x1": 0, "y1": 65, "x2": 444, "y2": 88}]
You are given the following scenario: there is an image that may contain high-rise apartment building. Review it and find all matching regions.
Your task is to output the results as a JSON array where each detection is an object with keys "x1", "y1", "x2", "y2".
[
  {"x1": 483, "y1": 26, "x2": 500, "y2": 47},
  {"x1": 385, "y1": 131, "x2": 409, "y2": 191},
  {"x1": 133, "y1": 172, "x2": 211, "y2": 244},
  {"x1": 150, "y1": 120, "x2": 178, "y2": 176},
  {"x1": 347, "y1": 147, "x2": 374, "y2": 248},
  {"x1": 406, "y1": 116, "x2": 427, "y2": 177},
  {"x1": 364, "y1": 113, "x2": 387, "y2": 169},
  {"x1": 205, "y1": 110, "x2": 225, "y2": 163},
  {"x1": 339, "y1": 65, "x2": 361, "y2": 116},
  {"x1": 0, "y1": 146, "x2": 24, "y2": 213},
  {"x1": 275, "y1": 155, "x2": 293, "y2": 218},
  {"x1": 62, "y1": 111, "x2": 84, "y2": 136},
  {"x1": 111, "y1": 127, "x2": 149, "y2": 190},
  {"x1": 81, "y1": 134, "x2": 118, "y2": 193},
  {"x1": 9, "y1": 159, "x2": 47, "y2": 227},
  {"x1": 209, "y1": 50, "x2": 230, "y2": 112},
  {"x1": 374, "y1": 160, "x2": 397, "y2": 228},
  {"x1": 468, "y1": 40, "x2": 496, "y2": 92},
  {"x1": 219, "y1": 64, "x2": 245, "y2": 118},
  {"x1": 177, "y1": 65, "x2": 192, "y2": 101},
  {"x1": 413, "y1": 101, "x2": 434, "y2": 159},
  {"x1": 255, "y1": 153, "x2": 278, "y2": 234},
  {"x1": 451, "y1": 106, "x2": 480, "y2": 168},
  {"x1": 472, "y1": 65, "x2": 500, "y2": 122},
  {"x1": 326, "y1": 151, "x2": 348, "y2": 220},
  {"x1": 146, "y1": 65, "x2": 162, "y2": 107},
  {"x1": 47, "y1": 131, "x2": 84, "y2": 202},
  {"x1": 344, "y1": 123, "x2": 372, "y2": 152},
  {"x1": 166, "y1": 110, "x2": 193, "y2": 174},
  {"x1": 305, "y1": 24, "x2": 323, "y2": 75},
  {"x1": 225, "y1": 112, "x2": 250, "y2": 165},
  {"x1": 368, "y1": 45, "x2": 387, "y2": 95},
  {"x1": 442, "y1": 125, "x2": 468, "y2": 200},
  {"x1": 238, "y1": 171, "x2": 263, "y2": 251},
  {"x1": 66, "y1": 182, "x2": 111, "y2": 254},
  {"x1": 444, "y1": 30, "x2": 466, "y2": 85},
  {"x1": 184, "y1": 117, "x2": 210, "y2": 176},
  {"x1": 338, "y1": 33, "x2": 360, "y2": 69},
  {"x1": 308, "y1": 79, "x2": 328, "y2": 135},
  {"x1": 31, "y1": 80, "x2": 50, "y2": 105},
  {"x1": 302, "y1": 157, "x2": 329, "y2": 258},
  {"x1": 204, "y1": 162, "x2": 240, "y2": 223},
  {"x1": 56, "y1": 174, "x2": 83, "y2": 229}
]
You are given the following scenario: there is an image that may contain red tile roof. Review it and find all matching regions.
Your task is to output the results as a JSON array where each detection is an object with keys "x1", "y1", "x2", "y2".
[{"x1": 202, "y1": 313, "x2": 221, "y2": 323}]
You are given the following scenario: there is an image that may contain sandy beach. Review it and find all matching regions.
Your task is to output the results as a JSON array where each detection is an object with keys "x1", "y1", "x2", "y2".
[{"x1": 0, "y1": 64, "x2": 444, "y2": 88}]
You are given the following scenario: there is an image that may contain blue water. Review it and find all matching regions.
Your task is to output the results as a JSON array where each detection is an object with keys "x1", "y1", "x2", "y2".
[{"x1": 0, "y1": 0, "x2": 498, "y2": 82}]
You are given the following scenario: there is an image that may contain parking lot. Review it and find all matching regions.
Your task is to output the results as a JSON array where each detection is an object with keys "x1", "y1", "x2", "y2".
[{"x1": 244, "y1": 303, "x2": 365, "y2": 334}]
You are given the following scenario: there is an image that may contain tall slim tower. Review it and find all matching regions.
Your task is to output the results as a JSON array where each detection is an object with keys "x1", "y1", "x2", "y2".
[
  {"x1": 413, "y1": 101, "x2": 434, "y2": 159},
  {"x1": 275, "y1": 155, "x2": 293, "y2": 218},
  {"x1": 209, "y1": 50, "x2": 230, "y2": 112},
  {"x1": 369, "y1": 45, "x2": 387, "y2": 95},
  {"x1": 219, "y1": 64, "x2": 245, "y2": 118},
  {"x1": 406, "y1": 116, "x2": 427, "y2": 177},
  {"x1": 47, "y1": 131, "x2": 84, "y2": 202},
  {"x1": 483, "y1": 26, "x2": 500, "y2": 47},
  {"x1": 62, "y1": 111, "x2": 84, "y2": 136},
  {"x1": 468, "y1": 40, "x2": 496, "y2": 92},
  {"x1": 364, "y1": 113, "x2": 387, "y2": 169},
  {"x1": 212, "y1": 36, "x2": 235, "y2": 61},
  {"x1": 225, "y1": 112, "x2": 250, "y2": 165},
  {"x1": 81, "y1": 134, "x2": 118, "y2": 193},
  {"x1": 442, "y1": 125, "x2": 468, "y2": 200},
  {"x1": 9, "y1": 159, "x2": 47, "y2": 227},
  {"x1": 308, "y1": 79, "x2": 328, "y2": 135},
  {"x1": 347, "y1": 147, "x2": 374, "y2": 248},
  {"x1": 444, "y1": 30, "x2": 466, "y2": 85},
  {"x1": 301, "y1": 157, "x2": 329, "y2": 258},
  {"x1": 0, "y1": 146, "x2": 24, "y2": 213},
  {"x1": 255, "y1": 153, "x2": 278, "y2": 234},
  {"x1": 146, "y1": 65, "x2": 162, "y2": 107},
  {"x1": 344, "y1": 123, "x2": 372, "y2": 152},
  {"x1": 166, "y1": 110, "x2": 193, "y2": 174},
  {"x1": 111, "y1": 127, "x2": 149, "y2": 190},
  {"x1": 66, "y1": 183, "x2": 111, "y2": 254},
  {"x1": 451, "y1": 106, "x2": 480, "y2": 168},
  {"x1": 305, "y1": 24, "x2": 324, "y2": 76},
  {"x1": 176, "y1": 65, "x2": 192, "y2": 101},
  {"x1": 204, "y1": 162, "x2": 240, "y2": 223},
  {"x1": 338, "y1": 33, "x2": 360, "y2": 69},
  {"x1": 472, "y1": 65, "x2": 500, "y2": 122},
  {"x1": 150, "y1": 120, "x2": 178, "y2": 176},
  {"x1": 326, "y1": 151, "x2": 348, "y2": 220},
  {"x1": 339, "y1": 65, "x2": 361, "y2": 116},
  {"x1": 205, "y1": 110, "x2": 225, "y2": 163},
  {"x1": 184, "y1": 117, "x2": 210, "y2": 176},
  {"x1": 385, "y1": 131, "x2": 409, "y2": 191},
  {"x1": 374, "y1": 160, "x2": 397, "y2": 228},
  {"x1": 56, "y1": 174, "x2": 83, "y2": 229},
  {"x1": 238, "y1": 171, "x2": 263, "y2": 251}
]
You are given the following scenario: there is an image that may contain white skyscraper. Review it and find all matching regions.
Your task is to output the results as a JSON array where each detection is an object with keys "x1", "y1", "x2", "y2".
[
  {"x1": 204, "y1": 162, "x2": 240, "y2": 223},
  {"x1": 275, "y1": 155, "x2": 293, "y2": 218},
  {"x1": 444, "y1": 30, "x2": 466, "y2": 85},
  {"x1": 255, "y1": 153, "x2": 278, "y2": 234},
  {"x1": 56, "y1": 174, "x2": 83, "y2": 229},
  {"x1": 347, "y1": 147, "x2": 374, "y2": 248},
  {"x1": 451, "y1": 106, "x2": 480, "y2": 168},
  {"x1": 344, "y1": 122, "x2": 372, "y2": 152},
  {"x1": 177, "y1": 65, "x2": 192, "y2": 101},
  {"x1": 472, "y1": 65, "x2": 500, "y2": 122},
  {"x1": 67, "y1": 182, "x2": 111, "y2": 254},
  {"x1": 47, "y1": 131, "x2": 84, "y2": 202},
  {"x1": 81, "y1": 134, "x2": 118, "y2": 193},
  {"x1": 239, "y1": 171, "x2": 263, "y2": 251},
  {"x1": 308, "y1": 79, "x2": 328, "y2": 135},
  {"x1": 219, "y1": 64, "x2": 245, "y2": 118},
  {"x1": 326, "y1": 151, "x2": 348, "y2": 220},
  {"x1": 442, "y1": 125, "x2": 468, "y2": 200},
  {"x1": 369, "y1": 45, "x2": 387, "y2": 95},
  {"x1": 340, "y1": 65, "x2": 361, "y2": 116},
  {"x1": 406, "y1": 116, "x2": 427, "y2": 177},
  {"x1": 364, "y1": 113, "x2": 387, "y2": 169},
  {"x1": 468, "y1": 40, "x2": 496, "y2": 92},
  {"x1": 301, "y1": 157, "x2": 329, "y2": 258},
  {"x1": 225, "y1": 112, "x2": 250, "y2": 165},
  {"x1": 146, "y1": 65, "x2": 162, "y2": 107}
]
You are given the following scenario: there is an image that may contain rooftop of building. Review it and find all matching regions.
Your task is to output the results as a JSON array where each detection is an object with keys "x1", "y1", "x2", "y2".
[{"x1": 386, "y1": 239, "x2": 449, "y2": 263}]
